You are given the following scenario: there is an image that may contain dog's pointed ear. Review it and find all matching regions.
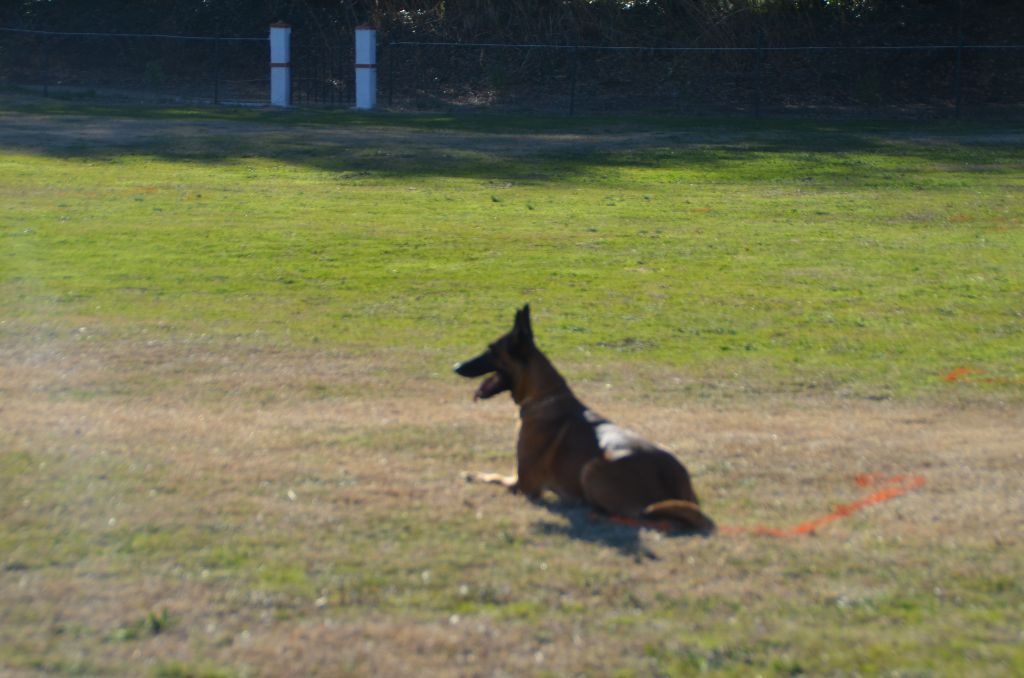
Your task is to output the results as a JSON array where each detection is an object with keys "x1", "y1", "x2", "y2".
[{"x1": 511, "y1": 304, "x2": 534, "y2": 353}]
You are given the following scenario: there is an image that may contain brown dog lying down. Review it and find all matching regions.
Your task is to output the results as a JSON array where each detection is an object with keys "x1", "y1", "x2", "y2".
[{"x1": 454, "y1": 305, "x2": 714, "y2": 534}]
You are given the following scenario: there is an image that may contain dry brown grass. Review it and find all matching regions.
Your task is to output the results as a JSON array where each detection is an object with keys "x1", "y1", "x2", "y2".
[{"x1": 2, "y1": 330, "x2": 1022, "y2": 676}]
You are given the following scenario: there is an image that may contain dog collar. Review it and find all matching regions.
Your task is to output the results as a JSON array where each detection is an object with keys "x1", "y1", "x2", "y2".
[{"x1": 518, "y1": 392, "x2": 576, "y2": 419}]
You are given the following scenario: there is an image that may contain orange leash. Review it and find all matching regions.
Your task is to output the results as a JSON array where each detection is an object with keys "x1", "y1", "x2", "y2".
[
  {"x1": 944, "y1": 367, "x2": 1023, "y2": 385},
  {"x1": 719, "y1": 474, "x2": 926, "y2": 537},
  {"x1": 598, "y1": 473, "x2": 926, "y2": 537}
]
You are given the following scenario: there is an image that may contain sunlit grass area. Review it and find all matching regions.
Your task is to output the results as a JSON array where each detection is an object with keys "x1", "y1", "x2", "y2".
[{"x1": 3, "y1": 99, "x2": 1022, "y2": 398}]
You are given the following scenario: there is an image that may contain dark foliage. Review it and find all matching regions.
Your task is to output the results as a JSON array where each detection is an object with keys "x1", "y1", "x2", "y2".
[{"x1": 2, "y1": 1, "x2": 1021, "y2": 46}]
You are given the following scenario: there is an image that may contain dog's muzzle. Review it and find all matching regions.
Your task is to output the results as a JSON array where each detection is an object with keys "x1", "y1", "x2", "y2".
[{"x1": 453, "y1": 352, "x2": 496, "y2": 378}]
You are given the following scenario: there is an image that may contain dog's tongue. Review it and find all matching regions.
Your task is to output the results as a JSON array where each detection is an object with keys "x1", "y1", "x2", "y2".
[{"x1": 474, "y1": 374, "x2": 502, "y2": 401}]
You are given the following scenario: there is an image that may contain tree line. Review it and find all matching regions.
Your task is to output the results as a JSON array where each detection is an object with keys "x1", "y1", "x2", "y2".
[{"x1": 2, "y1": 1, "x2": 1020, "y2": 47}]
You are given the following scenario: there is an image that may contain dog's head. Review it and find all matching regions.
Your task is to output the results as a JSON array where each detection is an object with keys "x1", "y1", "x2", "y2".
[{"x1": 453, "y1": 304, "x2": 535, "y2": 401}]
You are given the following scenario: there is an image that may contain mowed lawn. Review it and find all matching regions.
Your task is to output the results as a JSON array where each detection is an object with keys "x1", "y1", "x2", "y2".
[{"x1": 1, "y1": 97, "x2": 1022, "y2": 676}]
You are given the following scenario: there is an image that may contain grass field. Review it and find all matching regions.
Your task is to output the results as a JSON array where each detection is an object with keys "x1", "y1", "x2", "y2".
[{"x1": 1, "y1": 95, "x2": 1022, "y2": 676}]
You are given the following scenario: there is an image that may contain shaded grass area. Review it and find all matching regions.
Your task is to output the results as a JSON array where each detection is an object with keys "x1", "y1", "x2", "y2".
[
  {"x1": 2, "y1": 98, "x2": 1022, "y2": 399},
  {"x1": 4, "y1": 91, "x2": 1003, "y2": 135}
]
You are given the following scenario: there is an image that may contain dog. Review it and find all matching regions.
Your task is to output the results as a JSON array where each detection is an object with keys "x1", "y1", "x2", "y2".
[{"x1": 454, "y1": 305, "x2": 714, "y2": 534}]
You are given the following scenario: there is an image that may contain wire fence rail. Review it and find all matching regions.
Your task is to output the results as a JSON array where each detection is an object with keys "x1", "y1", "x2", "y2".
[{"x1": 2, "y1": 25, "x2": 1023, "y2": 117}]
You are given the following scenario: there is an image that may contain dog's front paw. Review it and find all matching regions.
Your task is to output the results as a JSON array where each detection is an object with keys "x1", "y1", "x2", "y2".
[{"x1": 461, "y1": 471, "x2": 519, "y2": 490}]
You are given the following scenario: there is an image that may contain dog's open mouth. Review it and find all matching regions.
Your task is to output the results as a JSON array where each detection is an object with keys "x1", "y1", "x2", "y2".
[
  {"x1": 474, "y1": 372, "x2": 508, "y2": 401},
  {"x1": 453, "y1": 351, "x2": 510, "y2": 401}
]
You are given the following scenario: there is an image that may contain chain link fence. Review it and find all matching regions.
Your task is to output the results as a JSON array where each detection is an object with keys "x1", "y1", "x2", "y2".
[
  {"x1": 384, "y1": 40, "x2": 1024, "y2": 117},
  {"x1": 3, "y1": 25, "x2": 1022, "y2": 117},
  {"x1": 0, "y1": 26, "x2": 353, "y2": 106},
  {"x1": 0, "y1": 27, "x2": 267, "y2": 104}
]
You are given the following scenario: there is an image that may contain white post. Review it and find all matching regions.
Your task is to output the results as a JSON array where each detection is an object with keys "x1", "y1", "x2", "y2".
[
  {"x1": 269, "y1": 22, "x2": 292, "y2": 107},
  {"x1": 355, "y1": 25, "x2": 377, "y2": 110}
]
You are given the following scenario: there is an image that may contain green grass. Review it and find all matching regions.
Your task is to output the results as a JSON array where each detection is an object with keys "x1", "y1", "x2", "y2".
[{"x1": 2, "y1": 98, "x2": 1022, "y2": 399}]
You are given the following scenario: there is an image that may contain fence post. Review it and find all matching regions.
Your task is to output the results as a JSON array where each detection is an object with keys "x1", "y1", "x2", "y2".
[
  {"x1": 754, "y1": 33, "x2": 764, "y2": 119},
  {"x1": 568, "y1": 45, "x2": 578, "y2": 116},
  {"x1": 269, "y1": 22, "x2": 291, "y2": 107},
  {"x1": 954, "y1": 42, "x2": 963, "y2": 119},
  {"x1": 212, "y1": 35, "x2": 221, "y2": 104},
  {"x1": 41, "y1": 33, "x2": 50, "y2": 97},
  {"x1": 954, "y1": 0, "x2": 963, "y2": 119},
  {"x1": 387, "y1": 42, "x2": 395, "y2": 107},
  {"x1": 355, "y1": 25, "x2": 377, "y2": 110}
]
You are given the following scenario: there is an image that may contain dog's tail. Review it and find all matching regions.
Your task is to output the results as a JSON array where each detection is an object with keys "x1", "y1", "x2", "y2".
[{"x1": 644, "y1": 500, "x2": 716, "y2": 535}]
